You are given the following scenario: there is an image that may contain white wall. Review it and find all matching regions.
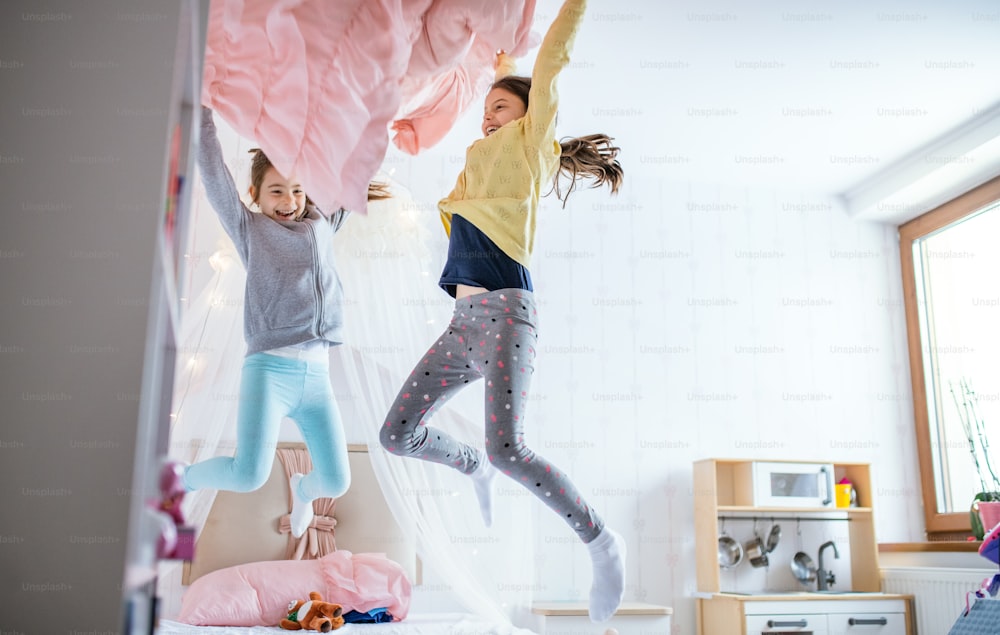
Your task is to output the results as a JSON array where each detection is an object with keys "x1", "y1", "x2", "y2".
[{"x1": 524, "y1": 178, "x2": 921, "y2": 630}]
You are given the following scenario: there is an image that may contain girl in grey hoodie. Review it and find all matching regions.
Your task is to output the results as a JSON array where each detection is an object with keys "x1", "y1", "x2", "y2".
[{"x1": 178, "y1": 107, "x2": 387, "y2": 538}]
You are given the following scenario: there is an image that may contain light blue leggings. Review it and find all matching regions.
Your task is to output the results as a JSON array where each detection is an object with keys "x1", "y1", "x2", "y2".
[{"x1": 184, "y1": 352, "x2": 351, "y2": 503}]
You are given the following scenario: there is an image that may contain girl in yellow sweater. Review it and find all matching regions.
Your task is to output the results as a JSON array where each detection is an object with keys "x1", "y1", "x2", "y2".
[{"x1": 380, "y1": 0, "x2": 625, "y2": 622}]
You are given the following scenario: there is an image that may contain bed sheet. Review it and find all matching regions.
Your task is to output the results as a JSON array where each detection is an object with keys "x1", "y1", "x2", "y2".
[{"x1": 157, "y1": 613, "x2": 538, "y2": 635}]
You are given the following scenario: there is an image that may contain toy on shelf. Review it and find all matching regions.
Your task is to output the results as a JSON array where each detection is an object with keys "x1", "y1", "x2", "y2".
[
  {"x1": 150, "y1": 460, "x2": 195, "y2": 561},
  {"x1": 979, "y1": 521, "x2": 1000, "y2": 566}
]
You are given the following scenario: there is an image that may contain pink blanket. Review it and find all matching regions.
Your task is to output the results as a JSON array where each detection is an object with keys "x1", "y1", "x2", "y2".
[
  {"x1": 202, "y1": 0, "x2": 537, "y2": 214},
  {"x1": 177, "y1": 551, "x2": 412, "y2": 626}
]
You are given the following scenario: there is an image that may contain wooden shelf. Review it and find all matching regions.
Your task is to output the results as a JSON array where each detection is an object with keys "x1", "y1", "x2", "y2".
[
  {"x1": 709, "y1": 592, "x2": 914, "y2": 602},
  {"x1": 698, "y1": 593, "x2": 914, "y2": 635},
  {"x1": 717, "y1": 505, "x2": 871, "y2": 515},
  {"x1": 879, "y1": 541, "x2": 981, "y2": 553}
]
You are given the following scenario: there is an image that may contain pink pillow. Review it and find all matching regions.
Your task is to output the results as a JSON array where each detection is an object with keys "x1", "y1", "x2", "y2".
[{"x1": 177, "y1": 551, "x2": 411, "y2": 626}]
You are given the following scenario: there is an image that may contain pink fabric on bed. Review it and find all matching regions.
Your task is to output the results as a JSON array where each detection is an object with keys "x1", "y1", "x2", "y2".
[
  {"x1": 202, "y1": 0, "x2": 537, "y2": 215},
  {"x1": 176, "y1": 551, "x2": 411, "y2": 626}
]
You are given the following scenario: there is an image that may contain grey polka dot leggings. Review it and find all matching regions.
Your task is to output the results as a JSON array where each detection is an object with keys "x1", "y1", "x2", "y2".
[{"x1": 380, "y1": 288, "x2": 603, "y2": 543}]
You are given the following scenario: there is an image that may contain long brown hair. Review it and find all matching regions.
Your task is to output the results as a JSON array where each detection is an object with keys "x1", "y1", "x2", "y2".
[
  {"x1": 491, "y1": 75, "x2": 623, "y2": 205},
  {"x1": 247, "y1": 148, "x2": 391, "y2": 210}
]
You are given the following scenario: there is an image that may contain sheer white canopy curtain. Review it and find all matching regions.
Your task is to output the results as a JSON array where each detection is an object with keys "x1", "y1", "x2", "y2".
[{"x1": 166, "y1": 117, "x2": 535, "y2": 624}]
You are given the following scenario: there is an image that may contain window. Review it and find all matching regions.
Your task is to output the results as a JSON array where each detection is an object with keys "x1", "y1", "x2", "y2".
[{"x1": 900, "y1": 175, "x2": 1000, "y2": 537}]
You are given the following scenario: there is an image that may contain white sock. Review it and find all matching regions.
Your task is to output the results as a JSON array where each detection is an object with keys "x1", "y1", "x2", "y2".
[
  {"x1": 469, "y1": 451, "x2": 497, "y2": 527},
  {"x1": 289, "y1": 473, "x2": 314, "y2": 538},
  {"x1": 586, "y1": 527, "x2": 626, "y2": 623}
]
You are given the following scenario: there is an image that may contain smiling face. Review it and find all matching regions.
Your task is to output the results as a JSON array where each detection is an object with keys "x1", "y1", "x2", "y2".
[
  {"x1": 482, "y1": 86, "x2": 527, "y2": 137},
  {"x1": 250, "y1": 166, "x2": 306, "y2": 221}
]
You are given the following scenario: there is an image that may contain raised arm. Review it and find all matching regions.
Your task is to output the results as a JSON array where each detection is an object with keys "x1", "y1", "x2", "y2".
[
  {"x1": 524, "y1": 0, "x2": 587, "y2": 146},
  {"x1": 198, "y1": 106, "x2": 251, "y2": 250}
]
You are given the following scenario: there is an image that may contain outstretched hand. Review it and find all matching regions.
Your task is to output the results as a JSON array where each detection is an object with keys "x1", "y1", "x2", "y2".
[{"x1": 494, "y1": 49, "x2": 516, "y2": 80}]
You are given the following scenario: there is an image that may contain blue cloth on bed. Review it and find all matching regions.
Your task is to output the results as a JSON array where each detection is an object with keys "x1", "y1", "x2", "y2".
[{"x1": 342, "y1": 608, "x2": 394, "y2": 623}]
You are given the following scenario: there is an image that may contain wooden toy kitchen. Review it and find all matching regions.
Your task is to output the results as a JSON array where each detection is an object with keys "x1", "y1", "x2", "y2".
[{"x1": 693, "y1": 459, "x2": 915, "y2": 634}]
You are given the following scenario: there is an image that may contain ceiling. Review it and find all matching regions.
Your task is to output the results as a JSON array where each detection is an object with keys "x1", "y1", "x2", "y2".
[{"x1": 397, "y1": 0, "x2": 1000, "y2": 222}]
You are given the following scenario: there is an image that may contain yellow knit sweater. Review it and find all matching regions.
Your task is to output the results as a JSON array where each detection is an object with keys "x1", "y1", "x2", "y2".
[{"x1": 438, "y1": 0, "x2": 587, "y2": 268}]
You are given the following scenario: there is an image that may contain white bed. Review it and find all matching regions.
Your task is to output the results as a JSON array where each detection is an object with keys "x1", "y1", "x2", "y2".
[
  {"x1": 156, "y1": 443, "x2": 538, "y2": 635},
  {"x1": 157, "y1": 613, "x2": 536, "y2": 635}
]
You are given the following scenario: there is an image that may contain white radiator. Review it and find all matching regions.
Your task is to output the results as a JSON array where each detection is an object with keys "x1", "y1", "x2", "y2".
[{"x1": 881, "y1": 567, "x2": 993, "y2": 634}]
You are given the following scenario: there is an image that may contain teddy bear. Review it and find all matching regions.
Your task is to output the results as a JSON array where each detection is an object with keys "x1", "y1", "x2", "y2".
[{"x1": 279, "y1": 591, "x2": 345, "y2": 632}]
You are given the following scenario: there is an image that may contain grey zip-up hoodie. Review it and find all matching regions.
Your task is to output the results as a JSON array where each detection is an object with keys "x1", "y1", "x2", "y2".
[{"x1": 198, "y1": 107, "x2": 348, "y2": 356}]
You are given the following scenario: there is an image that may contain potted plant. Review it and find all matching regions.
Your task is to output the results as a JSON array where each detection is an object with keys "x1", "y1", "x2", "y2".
[{"x1": 951, "y1": 379, "x2": 1000, "y2": 539}]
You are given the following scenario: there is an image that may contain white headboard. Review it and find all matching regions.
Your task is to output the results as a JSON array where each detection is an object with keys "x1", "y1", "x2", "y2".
[{"x1": 183, "y1": 443, "x2": 418, "y2": 584}]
